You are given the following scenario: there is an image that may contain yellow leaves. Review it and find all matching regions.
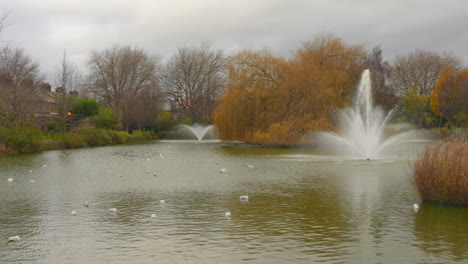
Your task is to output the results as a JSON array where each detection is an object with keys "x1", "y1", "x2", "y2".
[
  {"x1": 213, "y1": 35, "x2": 365, "y2": 145},
  {"x1": 431, "y1": 66, "x2": 468, "y2": 123}
]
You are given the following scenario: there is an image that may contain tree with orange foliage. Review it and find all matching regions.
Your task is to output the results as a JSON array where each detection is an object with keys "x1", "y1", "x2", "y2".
[
  {"x1": 213, "y1": 35, "x2": 366, "y2": 146},
  {"x1": 431, "y1": 67, "x2": 468, "y2": 127}
]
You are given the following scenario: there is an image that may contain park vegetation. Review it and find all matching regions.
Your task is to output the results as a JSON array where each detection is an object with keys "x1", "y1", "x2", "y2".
[
  {"x1": 412, "y1": 140, "x2": 467, "y2": 206},
  {"x1": 0, "y1": 13, "x2": 466, "y2": 154}
]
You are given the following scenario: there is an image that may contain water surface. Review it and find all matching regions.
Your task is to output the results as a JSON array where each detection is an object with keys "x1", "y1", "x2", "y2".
[{"x1": 1, "y1": 140, "x2": 466, "y2": 263}]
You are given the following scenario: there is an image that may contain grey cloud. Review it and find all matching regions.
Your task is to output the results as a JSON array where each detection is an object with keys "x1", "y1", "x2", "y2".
[{"x1": 1, "y1": 0, "x2": 467, "y2": 83}]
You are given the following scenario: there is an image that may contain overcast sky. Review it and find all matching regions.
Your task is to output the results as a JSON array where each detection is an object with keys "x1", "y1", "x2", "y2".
[{"x1": 1, "y1": 0, "x2": 467, "y2": 84}]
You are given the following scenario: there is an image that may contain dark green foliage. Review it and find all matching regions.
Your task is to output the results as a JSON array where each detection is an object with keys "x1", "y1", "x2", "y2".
[
  {"x1": 0, "y1": 125, "x2": 44, "y2": 153},
  {"x1": 72, "y1": 99, "x2": 99, "y2": 118}
]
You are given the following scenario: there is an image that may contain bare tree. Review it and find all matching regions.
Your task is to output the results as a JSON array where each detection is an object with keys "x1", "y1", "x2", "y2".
[
  {"x1": 390, "y1": 50, "x2": 461, "y2": 96},
  {"x1": 88, "y1": 45, "x2": 160, "y2": 129},
  {"x1": 0, "y1": 11, "x2": 8, "y2": 38},
  {"x1": 161, "y1": 43, "x2": 227, "y2": 122},
  {"x1": 55, "y1": 51, "x2": 81, "y2": 94},
  {"x1": 0, "y1": 46, "x2": 44, "y2": 123},
  {"x1": 54, "y1": 51, "x2": 82, "y2": 131}
]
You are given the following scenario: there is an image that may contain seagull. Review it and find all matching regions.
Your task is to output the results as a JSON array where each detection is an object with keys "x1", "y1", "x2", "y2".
[
  {"x1": 220, "y1": 168, "x2": 227, "y2": 173},
  {"x1": 8, "y1": 235, "x2": 20, "y2": 242},
  {"x1": 30, "y1": 180, "x2": 36, "y2": 184},
  {"x1": 108, "y1": 208, "x2": 117, "y2": 213},
  {"x1": 160, "y1": 200, "x2": 166, "y2": 204},
  {"x1": 240, "y1": 195, "x2": 249, "y2": 201},
  {"x1": 71, "y1": 210, "x2": 77, "y2": 216},
  {"x1": 43, "y1": 165, "x2": 47, "y2": 168},
  {"x1": 146, "y1": 158, "x2": 151, "y2": 161},
  {"x1": 28, "y1": 170, "x2": 33, "y2": 173},
  {"x1": 225, "y1": 212, "x2": 231, "y2": 217},
  {"x1": 247, "y1": 164, "x2": 254, "y2": 168},
  {"x1": 413, "y1": 203, "x2": 419, "y2": 212},
  {"x1": 150, "y1": 213, "x2": 156, "y2": 218},
  {"x1": 160, "y1": 153, "x2": 165, "y2": 159},
  {"x1": 83, "y1": 201, "x2": 90, "y2": 207},
  {"x1": 7, "y1": 178, "x2": 13, "y2": 182}
]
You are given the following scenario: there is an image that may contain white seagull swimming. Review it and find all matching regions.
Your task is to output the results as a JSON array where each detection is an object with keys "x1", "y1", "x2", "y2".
[{"x1": 8, "y1": 235, "x2": 20, "y2": 242}]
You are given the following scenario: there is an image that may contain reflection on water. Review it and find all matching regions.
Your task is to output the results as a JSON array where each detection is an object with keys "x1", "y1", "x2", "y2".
[{"x1": 0, "y1": 140, "x2": 466, "y2": 263}]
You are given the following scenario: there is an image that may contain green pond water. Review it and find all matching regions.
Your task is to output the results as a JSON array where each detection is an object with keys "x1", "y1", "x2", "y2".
[{"x1": 0, "y1": 140, "x2": 466, "y2": 263}]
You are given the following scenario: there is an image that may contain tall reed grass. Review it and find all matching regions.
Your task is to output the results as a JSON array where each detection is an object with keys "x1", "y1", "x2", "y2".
[{"x1": 412, "y1": 140, "x2": 467, "y2": 206}]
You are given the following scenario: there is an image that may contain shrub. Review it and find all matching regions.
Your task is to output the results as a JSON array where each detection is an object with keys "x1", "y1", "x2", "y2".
[
  {"x1": 132, "y1": 130, "x2": 153, "y2": 141},
  {"x1": 44, "y1": 121, "x2": 60, "y2": 132},
  {"x1": 72, "y1": 99, "x2": 99, "y2": 118},
  {"x1": 63, "y1": 133, "x2": 87, "y2": 148},
  {"x1": 92, "y1": 107, "x2": 118, "y2": 129},
  {"x1": 79, "y1": 127, "x2": 112, "y2": 146},
  {"x1": 412, "y1": 140, "x2": 467, "y2": 206},
  {"x1": 0, "y1": 125, "x2": 44, "y2": 153},
  {"x1": 107, "y1": 130, "x2": 132, "y2": 144}
]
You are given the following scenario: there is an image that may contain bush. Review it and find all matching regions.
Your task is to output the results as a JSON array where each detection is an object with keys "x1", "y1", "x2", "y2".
[
  {"x1": 79, "y1": 127, "x2": 112, "y2": 147},
  {"x1": 72, "y1": 99, "x2": 99, "y2": 118},
  {"x1": 44, "y1": 121, "x2": 60, "y2": 132},
  {"x1": 412, "y1": 140, "x2": 467, "y2": 206},
  {"x1": 0, "y1": 125, "x2": 44, "y2": 153},
  {"x1": 63, "y1": 133, "x2": 87, "y2": 148},
  {"x1": 107, "y1": 130, "x2": 132, "y2": 144},
  {"x1": 92, "y1": 107, "x2": 118, "y2": 129},
  {"x1": 132, "y1": 130, "x2": 153, "y2": 141}
]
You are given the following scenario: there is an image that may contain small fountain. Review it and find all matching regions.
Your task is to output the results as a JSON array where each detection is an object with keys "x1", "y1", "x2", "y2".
[
  {"x1": 182, "y1": 124, "x2": 214, "y2": 141},
  {"x1": 320, "y1": 69, "x2": 412, "y2": 160}
]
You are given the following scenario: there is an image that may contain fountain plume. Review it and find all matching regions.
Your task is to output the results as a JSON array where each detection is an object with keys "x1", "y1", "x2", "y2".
[
  {"x1": 320, "y1": 69, "x2": 412, "y2": 159},
  {"x1": 182, "y1": 124, "x2": 214, "y2": 141}
]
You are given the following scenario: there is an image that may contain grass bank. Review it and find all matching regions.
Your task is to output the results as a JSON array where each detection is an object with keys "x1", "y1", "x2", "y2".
[{"x1": 0, "y1": 125, "x2": 156, "y2": 156}]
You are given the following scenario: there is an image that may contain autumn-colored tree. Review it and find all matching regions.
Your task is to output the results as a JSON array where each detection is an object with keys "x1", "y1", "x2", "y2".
[
  {"x1": 213, "y1": 35, "x2": 366, "y2": 145},
  {"x1": 431, "y1": 67, "x2": 468, "y2": 127},
  {"x1": 213, "y1": 49, "x2": 288, "y2": 143}
]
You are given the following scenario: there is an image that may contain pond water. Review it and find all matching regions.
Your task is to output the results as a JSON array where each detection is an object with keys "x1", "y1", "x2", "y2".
[{"x1": 1, "y1": 140, "x2": 466, "y2": 263}]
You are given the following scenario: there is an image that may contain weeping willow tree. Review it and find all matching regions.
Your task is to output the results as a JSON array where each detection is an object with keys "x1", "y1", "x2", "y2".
[{"x1": 213, "y1": 34, "x2": 366, "y2": 146}]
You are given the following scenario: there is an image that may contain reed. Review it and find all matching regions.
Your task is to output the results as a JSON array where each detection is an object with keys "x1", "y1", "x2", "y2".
[{"x1": 412, "y1": 140, "x2": 467, "y2": 206}]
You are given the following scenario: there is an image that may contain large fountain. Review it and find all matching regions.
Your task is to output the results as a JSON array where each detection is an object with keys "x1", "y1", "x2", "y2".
[
  {"x1": 320, "y1": 69, "x2": 412, "y2": 160},
  {"x1": 181, "y1": 124, "x2": 214, "y2": 141}
]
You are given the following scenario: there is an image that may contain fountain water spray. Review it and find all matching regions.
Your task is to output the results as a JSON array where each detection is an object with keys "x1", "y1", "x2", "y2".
[
  {"x1": 182, "y1": 124, "x2": 214, "y2": 141},
  {"x1": 320, "y1": 70, "x2": 412, "y2": 160}
]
